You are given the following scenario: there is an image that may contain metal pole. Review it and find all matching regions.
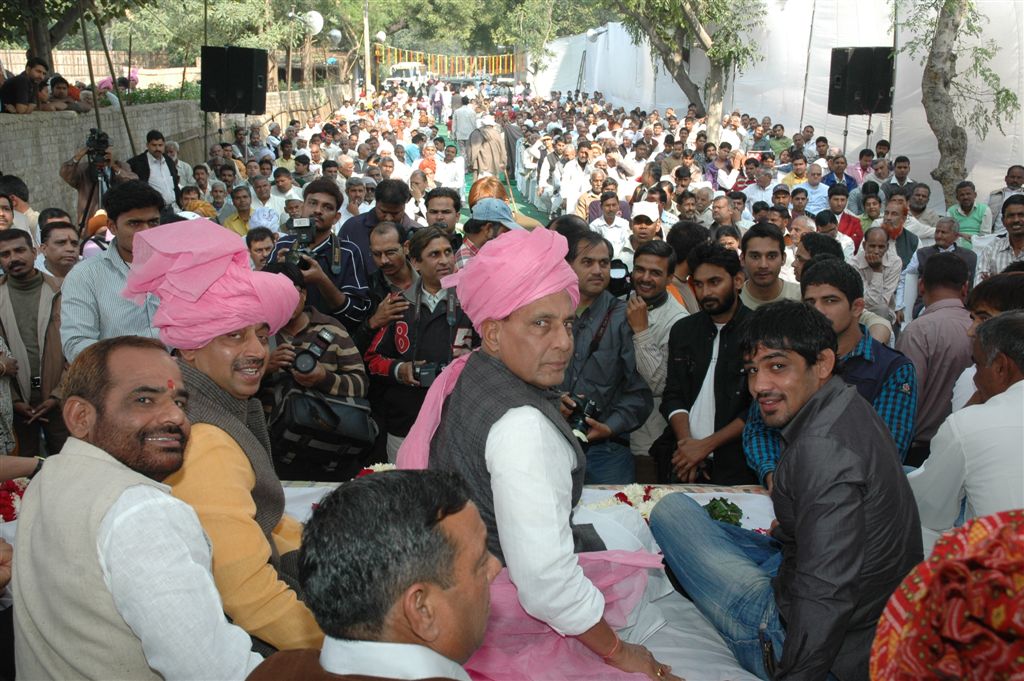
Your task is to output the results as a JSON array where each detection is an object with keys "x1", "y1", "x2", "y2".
[
  {"x1": 127, "y1": 31, "x2": 132, "y2": 89},
  {"x1": 203, "y1": 0, "x2": 208, "y2": 164},
  {"x1": 90, "y1": 6, "x2": 137, "y2": 155},
  {"x1": 798, "y1": 0, "x2": 818, "y2": 130},
  {"x1": 78, "y1": 6, "x2": 103, "y2": 133},
  {"x1": 362, "y1": 0, "x2": 371, "y2": 95},
  {"x1": 889, "y1": 4, "x2": 898, "y2": 142}
]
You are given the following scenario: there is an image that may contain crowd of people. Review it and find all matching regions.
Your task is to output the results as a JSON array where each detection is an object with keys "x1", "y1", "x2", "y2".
[{"x1": 0, "y1": 67, "x2": 1021, "y2": 681}]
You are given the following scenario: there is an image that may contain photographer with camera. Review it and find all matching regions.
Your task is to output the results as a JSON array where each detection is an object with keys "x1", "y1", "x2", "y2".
[
  {"x1": 364, "y1": 226, "x2": 476, "y2": 462},
  {"x1": 259, "y1": 262, "x2": 370, "y2": 481},
  {"x1": 557, "y1": 231, "x2": 653, "y2": 484},
  {"x1": 59, "y1": 130, "x2": 137, "y2": 228},
  {"x1": 268, "y1": 179, "x2": 370, "y2": 331}
]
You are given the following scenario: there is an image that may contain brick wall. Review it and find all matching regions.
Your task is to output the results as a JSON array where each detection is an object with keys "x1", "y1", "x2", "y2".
[{"x1": 0, "y1": 85, "x2": 350, "y2": 219}]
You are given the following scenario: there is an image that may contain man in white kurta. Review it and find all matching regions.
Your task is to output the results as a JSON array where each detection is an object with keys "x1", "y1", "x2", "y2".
[
  {"x1": 907, "y1": 312, "x2": 1024, "y2": 552},
  {"x1": 13, "y1": 337, "x2": 261, "y2": 681}
]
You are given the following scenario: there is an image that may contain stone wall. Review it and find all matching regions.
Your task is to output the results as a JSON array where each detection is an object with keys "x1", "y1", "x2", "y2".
[{"x1": 0, "y1": 85, "x2": 350, "y2": 219}]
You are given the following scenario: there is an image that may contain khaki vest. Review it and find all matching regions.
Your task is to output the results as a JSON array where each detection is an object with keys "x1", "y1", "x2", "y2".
[{"x1": 14, "y1": 438, "x2": 166, "y2": 680}]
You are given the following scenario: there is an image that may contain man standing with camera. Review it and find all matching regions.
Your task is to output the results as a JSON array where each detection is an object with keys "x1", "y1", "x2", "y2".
[
  {"x1": 60, "y1": 133, "x2": 137, "y2": 227},
  {"x1": 558, "y1": 231, "x2": 652, "y2": 484},
  {"x1": 364, "y1": 226, "x2": 475, "y2": 462},
  {"x1": 269, "y1": 179, "x2": 370, "y2": 331}
]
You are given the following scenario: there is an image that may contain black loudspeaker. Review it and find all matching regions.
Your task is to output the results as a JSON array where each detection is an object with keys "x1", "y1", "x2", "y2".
[
  {"x1": 827, "y1": 47, "x2": 893, "y2": 116},
  {"x1": 201, "y1": 46, "x2": 267, "y2": 115}
]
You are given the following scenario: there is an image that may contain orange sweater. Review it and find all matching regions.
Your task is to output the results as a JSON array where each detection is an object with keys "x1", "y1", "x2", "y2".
[{"x1": 166, "y1": 424, "x2": 323, "y2": 650}]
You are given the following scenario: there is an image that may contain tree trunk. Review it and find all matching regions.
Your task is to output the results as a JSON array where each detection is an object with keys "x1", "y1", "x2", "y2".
[
  {"x1": 26, "y1": 14, "x2": 53, "y2": 66},
  {"x1": 705, "y1": 61, "x2": 725, "y2": 145},
  {"x1": 921, "y1": 0, "x2": 968, "y2": 207},
  {"x1": 267, "y1": 50, "x2": 278, "y2": 92},
  {"x1": 619, "y1": 8, "x2": 707, "y2": 114}
]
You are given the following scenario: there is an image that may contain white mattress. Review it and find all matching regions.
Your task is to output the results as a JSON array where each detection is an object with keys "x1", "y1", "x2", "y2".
[{"x1": 285, "y1": 485, "x2": 766, "y2": 681}]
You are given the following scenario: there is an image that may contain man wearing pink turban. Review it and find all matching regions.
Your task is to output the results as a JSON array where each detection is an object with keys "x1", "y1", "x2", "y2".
[
  {"x1": 397, "y1": 228, "x2": 676, "y2": 680},
  {"x1": 123, "y1": 219, "x2": 324, "y2": 652}
]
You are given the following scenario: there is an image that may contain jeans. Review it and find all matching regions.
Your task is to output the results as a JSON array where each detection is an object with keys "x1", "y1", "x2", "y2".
[
  {"x1": 650, "y1": 494, "x2": 785, "y2": 680},
  {"x1": 584, "y1": 439, "x2": 636, "y2": 484}
]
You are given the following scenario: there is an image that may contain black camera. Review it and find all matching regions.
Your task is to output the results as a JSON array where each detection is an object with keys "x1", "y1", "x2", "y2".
[
  {"x1": 568, "y1": 395, "x2": 600, "y2": 443},
  {"x1": 284, "y1": 217, "x2": 315, "y2": 270},
  {"x1": 413, "y1": 362, "x2": 446, "y2": 388},
  {"x1": 86, "y1": 128, "x2": 110, "y2": 166},
  {"x1": 293, "y1": 329, "x2": 334, "y2": 374}
]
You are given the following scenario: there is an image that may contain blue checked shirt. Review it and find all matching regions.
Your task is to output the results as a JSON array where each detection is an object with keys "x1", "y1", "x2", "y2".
[{"x1": 743, "y1": 329, "x2": 918, "y2": 483}]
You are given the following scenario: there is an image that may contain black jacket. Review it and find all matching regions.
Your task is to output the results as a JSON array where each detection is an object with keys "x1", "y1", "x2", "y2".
[
  {"x1": 772, "y1": 376, "x2": 922, "y2": 680},
  {"x1": 656, "y1": 302, "x2": 756, "y2": 485},
  {"x1": 127, "y1": 151, "x2": 181, "y2": 206},
  {"x1": 363, "y1": 288, "x2": 476, "y2": 436}
]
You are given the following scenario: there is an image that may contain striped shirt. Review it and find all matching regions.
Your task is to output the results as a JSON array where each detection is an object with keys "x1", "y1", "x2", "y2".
[
  {"x1": 60, "y1": 238, "x2": 160, "y2": 362},
  {"x1": 743, "y1": 328, "x2": 918, "y2": 483},
  {"x1": 976, "y1": 233, "x2": 1024, "y2": 282}
]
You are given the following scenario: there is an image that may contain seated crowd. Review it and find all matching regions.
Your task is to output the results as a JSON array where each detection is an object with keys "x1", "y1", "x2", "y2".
[{"x1": 0, "y1": 73, "x2": 1020, "y2": 681}]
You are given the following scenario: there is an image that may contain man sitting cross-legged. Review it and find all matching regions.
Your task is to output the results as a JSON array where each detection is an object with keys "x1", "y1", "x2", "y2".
[{"x1": 652, "y1": 300, "x2": 922, "y2": 680}]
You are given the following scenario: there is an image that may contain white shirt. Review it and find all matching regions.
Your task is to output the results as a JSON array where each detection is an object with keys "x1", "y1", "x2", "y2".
[
  {"x1": 908, "y1": 380, "x2": 1024, "y2": 553},
  {"x1": 319, "y1": 638, "x2": 470, "y2": 680},
  {"x1": 589, "y1": 215, "x2": 631, "y2": 253},
  {"x1": 485, "y1": 406, "x2": 605, "y2": 635},
  {"x1": 683, "y1": 323, "x2": 724, "y2": 440},
  {"x1": 743, "y1": 183, "x2": 774, "y2": 210},
  {"x1": 147, "y1": 153, "x2": 176, "y2": 207},
  {"x1": 951, "y1": 365, "x2": 976, "y2": 412},
  {"x1": 436, "y1": 158, "x2": 466, "y2": 191},
  {"x1": 97, "y1": 485, "x2": 262, "y2": 680}
]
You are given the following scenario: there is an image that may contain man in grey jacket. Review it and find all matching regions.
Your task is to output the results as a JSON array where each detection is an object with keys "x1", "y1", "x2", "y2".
[
  {"x1": 651, "y1": 300, "x2": 922, "y2": 681},
  {"x1": 558, "y1": 230, "x2": 652, "y2": 484}
]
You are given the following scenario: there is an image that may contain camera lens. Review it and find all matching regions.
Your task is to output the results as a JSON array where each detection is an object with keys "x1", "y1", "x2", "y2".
[{"x1": 293, "y1": 351, "x2": 317, "y2": 373}]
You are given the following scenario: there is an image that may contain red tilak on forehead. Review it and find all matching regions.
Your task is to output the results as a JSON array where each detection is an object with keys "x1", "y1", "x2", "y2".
[{"x1": 167, "y1": 379, "x2": 176, "y2": 391}]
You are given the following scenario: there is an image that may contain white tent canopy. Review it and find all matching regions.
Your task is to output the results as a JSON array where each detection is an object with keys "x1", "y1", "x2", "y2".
[{"x1": 529, "y1": 1, "x2": 1023, "y2": 209}]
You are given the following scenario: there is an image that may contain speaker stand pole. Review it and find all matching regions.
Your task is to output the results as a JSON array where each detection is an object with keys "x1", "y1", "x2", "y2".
[
  {"x1": 866, "y1": 112, "x2": 873, "y2": 149},
  {"x1": 842, "y1": 115, "x2": 849, "y2": 156}
]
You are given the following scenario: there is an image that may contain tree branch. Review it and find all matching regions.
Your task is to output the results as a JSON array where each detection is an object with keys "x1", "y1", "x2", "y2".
[
  {"x1": 49, "y1": 3, "x2": 86, "y2": 46},
  {"x1": 679, "y1": 0, "x2": 713, "y2": 52}
]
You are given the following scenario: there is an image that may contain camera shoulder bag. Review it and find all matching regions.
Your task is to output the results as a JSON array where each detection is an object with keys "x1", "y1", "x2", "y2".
[{"x1": 267, "y1": 329, "x2": 379, "y2": 466}]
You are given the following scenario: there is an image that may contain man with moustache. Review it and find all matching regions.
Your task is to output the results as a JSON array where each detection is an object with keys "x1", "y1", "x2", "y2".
[
  {"x1": 270, "y1": 179, "x2": 370, "y2": 331},
  {"x1": 654, "y1": 242, "x2": 757, "y2": 485},
  {"x1": 365, "y1": 226, "x2": 475, "y2": 461},
  {"x1": 13, "y1": 336, "x2": 262, "y2": 680},
  {"x1": 0, "y1": 229, "x2": 68, "y2": 456},
  {"x1": 123, "y1": 220, "x2": 324, "y2": 652},
  {"x1": 353, "y1": 221, "x2": 417, "y2": 352},
  {"x1": 626, "y1": 240, "x2": 689, "y2": 463},
  {"x1": 558, "y1": 231, "x2": 652, "y2": 483},
  {"x1": 397, "y1": 229, "x2": 677, "y2": 680}
]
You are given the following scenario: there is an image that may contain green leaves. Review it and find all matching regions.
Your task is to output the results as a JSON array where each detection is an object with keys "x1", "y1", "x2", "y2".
[{"x1": 703, "y1": 496, "x2": 743, "y2": 526}]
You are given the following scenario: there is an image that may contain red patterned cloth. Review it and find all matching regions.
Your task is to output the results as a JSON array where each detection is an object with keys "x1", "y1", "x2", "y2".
[{"x1": 870, "y1": 509, "x2": 1024, "y2": 680}]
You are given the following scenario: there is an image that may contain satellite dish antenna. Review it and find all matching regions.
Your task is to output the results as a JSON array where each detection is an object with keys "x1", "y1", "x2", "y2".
[
  {"x1": 328, "y1": 29, "x2": 342, "y2": 47},
  {"x1": 375, "y1": 30, "x2": 387, "y2": 43},
  {"x1": 586, "y1": 27, "x2": 607, "y2": 43},
  {"x1": 304, "y1": 10, "x2": 324, "y2": 35}
]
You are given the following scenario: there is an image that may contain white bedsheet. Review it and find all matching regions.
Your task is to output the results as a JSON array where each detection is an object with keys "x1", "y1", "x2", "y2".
[{"x1": 284, "y1": 485, "x2": 767, "y2": 681}]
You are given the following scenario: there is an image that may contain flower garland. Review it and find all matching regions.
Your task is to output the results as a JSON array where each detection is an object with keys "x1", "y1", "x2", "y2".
[
  {"x1": 584, "y1": 484, "x2": 678, "y2": 521},
  {"x1": 355, "y1": 463, "x2": 398, "y2": 478},
  {"x1": 0, "y1": 478, "x2": 28, "y2": 522}
]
